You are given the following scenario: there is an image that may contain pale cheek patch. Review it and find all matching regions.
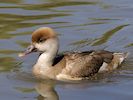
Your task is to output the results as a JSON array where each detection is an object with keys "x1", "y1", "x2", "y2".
[{"x1": 35, "y1": 43, "x2": 44, "y2": 51}]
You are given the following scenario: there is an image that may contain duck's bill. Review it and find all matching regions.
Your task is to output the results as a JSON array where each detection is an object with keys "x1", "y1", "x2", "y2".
[{"x1": 18, "y1": 45, "x2": 37, "y2": 57}]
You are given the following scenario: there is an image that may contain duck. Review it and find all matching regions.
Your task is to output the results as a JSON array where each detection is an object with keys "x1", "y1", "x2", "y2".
[{"x1": 19, "y1": 27, "x2": 128, "y2": 81}]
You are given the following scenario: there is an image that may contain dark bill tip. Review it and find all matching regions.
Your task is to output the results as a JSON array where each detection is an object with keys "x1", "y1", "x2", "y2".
[{"x1": 18, "y1": 45, "x2": 37, "y2": 57}]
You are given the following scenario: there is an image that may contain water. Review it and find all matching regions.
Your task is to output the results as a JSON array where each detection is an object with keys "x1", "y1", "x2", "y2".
[{"x1": 0, "y1": 0, "x2": 133, "y2": 100}]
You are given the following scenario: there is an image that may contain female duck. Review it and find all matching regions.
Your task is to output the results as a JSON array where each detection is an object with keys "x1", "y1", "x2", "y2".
[{"x1": 19, "y1": 27, "x2": 128, "y2": 80}]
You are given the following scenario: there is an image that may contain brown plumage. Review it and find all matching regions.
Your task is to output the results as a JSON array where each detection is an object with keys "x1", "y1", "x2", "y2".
[
  {"x1": 19, "y1": 27, "x2": 128, "y2": 81},
  {"x1": 32, "y1": 27, "x2": 56, "y2": 43},
  {"x1": 55, "y1": 50, "x2": 113, "y2": 78}
]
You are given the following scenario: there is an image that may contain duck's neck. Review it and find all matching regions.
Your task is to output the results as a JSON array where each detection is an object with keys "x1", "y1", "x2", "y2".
[
  {"x1": 36, "y1": 37, "x2": 59, "y2": 68},
  {"x1": 36, "y1": 51, "x2": 57, "y2": 67},
  {"x1": 33, "y1": 50, "x2": 58, "y2": 78}
]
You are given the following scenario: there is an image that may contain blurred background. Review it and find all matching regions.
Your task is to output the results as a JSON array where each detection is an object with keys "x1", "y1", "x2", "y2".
[{"x1": 0, "y1": 0, "x2": 133, "y2": 100}]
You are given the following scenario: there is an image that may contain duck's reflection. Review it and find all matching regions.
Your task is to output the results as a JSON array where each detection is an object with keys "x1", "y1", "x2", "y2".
[
  {"x1": 35, "y1": 79, "x2": 92, "y2": 100},
  {"x1": 35, "y1": 74, "x2": 111, "y2": 100},
  {"x1": 35, "y1": 80, "x2": 59, "y2": 100}
]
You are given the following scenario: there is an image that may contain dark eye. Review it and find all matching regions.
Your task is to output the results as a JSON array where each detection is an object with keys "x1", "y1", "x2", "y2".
[{"x1": 38, "y1": 37, "x2": 45, "y2": 43}]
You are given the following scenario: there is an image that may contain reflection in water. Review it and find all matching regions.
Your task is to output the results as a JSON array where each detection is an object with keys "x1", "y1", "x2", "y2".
[
  {"x1": 0, "y1": 49, "x2": 20, "y2": 55},
  {"x1": 15, "y1": 86, "x2": 35, "y2": 93},
  {"x1": 92, "y1": 24, "x2": 129, "y2": 46},
  {"x1": 70, "y1": 24, "x2": 130, "y2": 50},
  {"x1": 0, "y1": 57, "x2": 21, "y2": 72},
  {"x1": 0, "y1": 13, "x2": 70, "y2": 39},
  {"x1": 0, "y1": 0, "x2": 133, "y2": 100},
  {"x1": 22, "y1": 1, "x2": 97, "y2": 10},
  {"x1": 0, "y1": 1, "x2": 99, "y2": 39},
  {"x1": 36, "y1": 80, "x2": 59, "y2": 100},
  {"x1": 16, "y1": 41, "x2": 30, "y2": 48},
  {"x1": 0, "y1": 0, "x2": 20, "y2": 4},
  {"x1": 125, "y1": 43, "x2": 133, "y2": 47},
  {"x1": 69, "y1": 38, "x2": 94, "y2": 51},
  {"x1": 34, "y1": 73, "x2": 115, "y2": 100}
]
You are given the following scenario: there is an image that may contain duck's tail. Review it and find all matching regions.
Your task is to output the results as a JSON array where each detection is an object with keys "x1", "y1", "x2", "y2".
[
  {"x1": 113, "y1": 52, "x2": 129, "y2": 64},
  {"x1": 98, "y1": 52, "x2": 129, "y2": 73}
]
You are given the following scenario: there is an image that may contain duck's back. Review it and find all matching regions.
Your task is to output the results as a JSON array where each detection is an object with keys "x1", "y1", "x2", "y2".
[{"x1": 56, "y1": 50, "x2": 128, "y2": 80}]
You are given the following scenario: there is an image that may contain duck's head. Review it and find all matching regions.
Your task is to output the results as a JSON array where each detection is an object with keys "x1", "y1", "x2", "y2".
[{"x1": 19, "y1": 27, "x2": 59, "y2": 57}]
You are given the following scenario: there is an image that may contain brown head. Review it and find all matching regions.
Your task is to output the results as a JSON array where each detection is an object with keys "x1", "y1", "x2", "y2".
[
  {"x1": 19, "y1": 27, "x2": 59, "y2": 57},
  {"x1": 32, "y1": 27, "x2": 57, "y2": 43}
]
